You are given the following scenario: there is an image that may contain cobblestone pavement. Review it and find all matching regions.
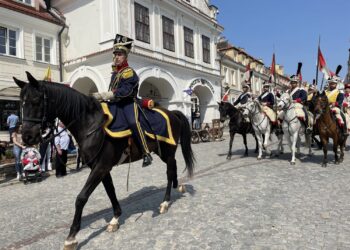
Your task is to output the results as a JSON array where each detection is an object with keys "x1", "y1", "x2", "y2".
[{"x1": 1, "y1": 133, "x2": 350, "y2": 250}]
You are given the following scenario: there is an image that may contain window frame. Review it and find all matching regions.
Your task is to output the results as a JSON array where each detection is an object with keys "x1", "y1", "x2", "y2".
[
  {"x1": 0, "y1": 25, "x2": 18, "y2": 57},
  {"x1": 162, "y1": 16, "x2": 175, "y2": 52},
  {"x1": 15, "y1": 0, "x2": 32, "y2": 6},
  {"x1": 202, "y1": 35, "x2": 210, "y2": 64},
  {"x1": 35, "y1": 35, "x2": 52, "y2": 64},
  {"x1": 184, "y1": 26, "x2": 194, "y2": 58},
  {"x1": 134, "y1": 2, "x2": 150, "y2": 44}
]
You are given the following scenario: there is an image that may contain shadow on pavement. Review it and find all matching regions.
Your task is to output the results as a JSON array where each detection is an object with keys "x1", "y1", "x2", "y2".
[{"x1": 77, "y1": 184, "x2": 195, "y2": 249}]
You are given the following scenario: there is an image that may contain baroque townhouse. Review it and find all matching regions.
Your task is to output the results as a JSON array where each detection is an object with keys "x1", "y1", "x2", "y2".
[
  {"x1": 217, "y1": 41, "x2": 289, "y2": 102},
  {"x1": 0, "y1": 0, "x2": 62, "y2": 140},
  {"x1": 52, "y1": 0, "x2": 223, "y2": 125},
  {"x1": 346, "y1": 49, "x2": 350, "y2": 84}
]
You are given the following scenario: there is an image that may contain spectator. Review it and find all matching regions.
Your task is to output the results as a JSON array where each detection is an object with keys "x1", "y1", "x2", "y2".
[
  {"x1": 54, "y1": 121, "x2": 70, "y2": 178},
  {"x1": 12, "y1": 124, "x2": 25, "y2": 180},
  {"x1": 39, "y1": 128, "x2": 51, "y2": 175},
  {"x1": 7, "y1": 113, "x2": 19, "y2": 143}
]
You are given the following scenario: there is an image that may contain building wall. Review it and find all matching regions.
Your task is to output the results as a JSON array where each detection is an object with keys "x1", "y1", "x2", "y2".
[
  {"x1": 57, "y1": 0, "x2": 223, "y2": 125},
  {"x1": 0, "y1": 3, "x2": 61, "y2": 140}
]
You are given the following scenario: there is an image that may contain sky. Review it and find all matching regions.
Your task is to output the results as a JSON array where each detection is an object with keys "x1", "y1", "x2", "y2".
[{"x1": 211, "y1": 0, "x2": 350, "y2": 86}]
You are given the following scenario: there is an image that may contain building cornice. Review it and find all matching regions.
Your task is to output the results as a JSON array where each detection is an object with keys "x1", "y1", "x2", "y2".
[{"x1": 0, "y1": 0, "x2": 62, "y2": 25}]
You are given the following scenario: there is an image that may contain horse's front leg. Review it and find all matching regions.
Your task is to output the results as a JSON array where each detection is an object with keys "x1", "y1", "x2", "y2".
[
  {"x1": 290, "y1": 132, "x2": 298, "y2": 165},
  {"x1": 264, "y1": 129, "x2": 272, "y2": 158},
  {"x1": 306, "y1": 133, "x2": 312, "y2": 156},
  {"x1": 227, "y1": 132, "x2": 235, "y2": 160},
  {"x1": 243, "y1": 133, "x2": 248, "y2": 157},
  {"x1": 333, "y1": 139, "x2": 339, "y2": 165},
  {"x1": 277, "y1": 133, "x2": 284, "y2": 155},
  {"x1": 321, "y1": 137, "x2": 328, "y2": 167},
  {"x1": 64, "y1": 166, "x2": 107, "y2": 250},
  {"x1": 253, "y1": 133, "x2": 259, "y2": 153},
  {"x1": 160, "y1": 157, "x2": 178, "y2": 214},
  {"x1": 256, "y1": 132, "x2": 263, "y2": 160},
  {"x1": 103, "y1": 173, "x2": 122, "y2": 232},
  {"x1": 296, "y1": 135, "x2": 301, "y2": 157}
]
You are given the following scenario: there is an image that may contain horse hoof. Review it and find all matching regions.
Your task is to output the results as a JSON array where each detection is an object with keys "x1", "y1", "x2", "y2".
[
  {"x1": 257, "y1": 157, "x2": 262, "y2": 160},
  {"x1": 159, "y1": 201, "x2": 169, "y2": 214},
  {"x1": 335, "y1": 161, "x2": 340, "y2": 165},
  {"x1": 290, "y1": 162, "x2": 296, "y2": 165},
  {"x1": 226, "y1": 155, "x2": 231, "y2": 160},
  {"x1": 64, "y1": 239, "x2": 78, "y2": 250},
  {"x1": 178, "y1": 185, "x2": 186, "y2": 193},
  {"x1": 106, "y1": 223, "x2": 119, "y2": 232},
  {"x1": 244, "y1": 153, "x2": 248, "y2": 157},
  {"x1": 321, "y1": 163, "x2": 327, "y2": 168}
]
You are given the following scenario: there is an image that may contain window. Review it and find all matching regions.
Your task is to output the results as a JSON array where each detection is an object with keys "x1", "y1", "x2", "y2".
[
  {"x1": 184, "y1": 27, "x2": 194, "y2": 58},
  {"x1": 134, "y1": 3, "x2": 150, "y2": 43},
  {"x1": 0, "y1": 26, "x2": 17, "y2": 56},
  {"x1": 35, "y1": 36, "x2": 51, "y2": 63},
  {"x1": 162, "y1": 16, "x2": 175, "y2": 52},
  {"x1": 231, "y1": 70, "x2": 236, "y2": 86},
  {"x1": 202, "y1": 35, "x2": 210, "y2": 63},
  {"x1": 16, "y1": 0, "x2": 32, "y2": 5}
]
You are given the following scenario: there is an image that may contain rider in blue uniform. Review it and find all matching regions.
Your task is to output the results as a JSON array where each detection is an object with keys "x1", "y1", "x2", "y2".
[
  {"x1": 233, "y1": 84, "x2": 251, "y2": 106},
  {"x1": 92, "y1": 34, "x2": 152, "y2": 167}
]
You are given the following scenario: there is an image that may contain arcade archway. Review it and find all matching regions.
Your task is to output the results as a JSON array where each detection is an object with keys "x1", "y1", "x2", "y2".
[
  {"x1": 139, "y1": 77, "x2": 175, "y2": 109},
  {"x1": 71, "y1": 77, "x2": 98, "y2": 95}
]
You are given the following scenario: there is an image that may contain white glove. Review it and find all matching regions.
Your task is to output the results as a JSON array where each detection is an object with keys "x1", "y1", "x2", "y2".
[{"x1": 91, "y1": 91, "x2": 114, "y2": 101}]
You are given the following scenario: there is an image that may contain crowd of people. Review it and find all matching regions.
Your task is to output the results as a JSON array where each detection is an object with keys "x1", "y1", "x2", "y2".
[{"x1": 3, "y1": 115, "x2": 79, "y2": 181}]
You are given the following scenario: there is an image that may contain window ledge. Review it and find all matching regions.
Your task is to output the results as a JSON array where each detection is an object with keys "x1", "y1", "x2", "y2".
[{"x1": 0, "y1": 54, "x2": 26, "y2": 63}]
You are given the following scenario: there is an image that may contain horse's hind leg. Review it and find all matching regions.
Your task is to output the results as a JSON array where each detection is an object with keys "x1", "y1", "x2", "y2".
[
  {"x1": 243, "y1": 133, "x2": 248, "y2": 157},
  {"x1": 227, "y1": 132, "x2": 235, "y2": 159},
  {"x1": 290, "y1": 132, "x2": 298, "y2": 165},
  {"x1": 64, "y1": 167, "x2": 107, "y2": 250},
  {"x1": 103, "y1": 173, "x2": 122, "y2": 232},
  {"x1": 160, "y1": 157, "x2": 178, "y2": 214}
]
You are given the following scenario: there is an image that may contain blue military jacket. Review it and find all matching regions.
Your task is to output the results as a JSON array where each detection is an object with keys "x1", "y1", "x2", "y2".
[
  {"x1": 258, "y1": 91, "x2": 274, "y2": 108},
  {"x1": 234, "y1": 92, "x2": 251, "y2": 106},
  {"x1": 289, "y1": 87, "x2": 307, "y2": 104},
  {"x1": 109, "y1": 67, "x2": 139, "y2": 102}
]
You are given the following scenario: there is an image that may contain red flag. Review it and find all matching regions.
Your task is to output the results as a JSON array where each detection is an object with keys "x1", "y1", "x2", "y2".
[
  {"x1": 222, "y1": 89, "x2": 230, "y2": 102},
  {"x1": 270, "y1": 53, "x2": 275, "y2": 82},
  {"x1": 244, "y1": 64, "x2": 251, "y2": 82},
  {"x1": 318, "y1": 47, "x2": 333, "y2": 79}
]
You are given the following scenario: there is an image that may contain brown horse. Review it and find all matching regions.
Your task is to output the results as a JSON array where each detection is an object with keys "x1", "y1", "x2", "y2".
[{"x1": 313, "y1": 92, "x2": 347, "y2": 167}]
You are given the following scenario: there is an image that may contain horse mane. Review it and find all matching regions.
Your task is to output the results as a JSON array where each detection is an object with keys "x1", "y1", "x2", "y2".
[
  {"x1": 253, "y1": 99, "x2": 262, "y2": 112},
  {"x1": 43, "y1": 81, "x2": 101, "y2": 120}
]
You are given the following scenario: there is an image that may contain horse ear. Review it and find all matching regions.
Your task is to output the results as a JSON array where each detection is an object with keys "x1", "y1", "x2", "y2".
[
  {"x1": 13, "y1": 77, "x2": 26, "y2": 88},
  {"x1": 26, "y1": 71, "x2": 39, "y2": 88}
]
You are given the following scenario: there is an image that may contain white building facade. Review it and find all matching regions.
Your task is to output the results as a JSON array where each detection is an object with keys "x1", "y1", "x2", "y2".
[
  {"x1": 54, "y1": 0, "x2": 223, "y2": 125},
  {"x1": 0, "y1": 0, "x2": 62, "y2": 140}
]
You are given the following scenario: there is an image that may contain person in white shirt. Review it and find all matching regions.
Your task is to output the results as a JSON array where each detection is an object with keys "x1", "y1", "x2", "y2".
[{"x1": 54, "y1": 121, "x2": 70, "y2": 178}]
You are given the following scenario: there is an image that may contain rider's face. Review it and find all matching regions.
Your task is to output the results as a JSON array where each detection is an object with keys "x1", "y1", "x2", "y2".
[
  {"x1": 290, "y1": 82, "x2": 297, "y2": 88},
  {"x1": 113, "y1": 51, "x2": 127, "y2": 66}
]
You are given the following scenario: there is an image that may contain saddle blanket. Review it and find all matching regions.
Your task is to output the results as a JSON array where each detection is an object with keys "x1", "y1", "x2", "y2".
[{"x1": 101, "y1": 103, "x2": 176, "y2": 145}]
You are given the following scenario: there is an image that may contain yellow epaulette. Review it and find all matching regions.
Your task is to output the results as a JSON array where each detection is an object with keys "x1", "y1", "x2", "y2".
[{"x1": 121, "y1": 68, "x2": 133, "y2": 79}]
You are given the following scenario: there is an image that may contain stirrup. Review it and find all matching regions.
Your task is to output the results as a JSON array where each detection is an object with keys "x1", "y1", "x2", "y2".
[{"x1": 142, "y1": 154, "x2": 153, "y2": 168}]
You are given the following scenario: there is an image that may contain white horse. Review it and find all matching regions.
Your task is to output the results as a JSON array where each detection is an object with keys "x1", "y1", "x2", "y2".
[
  {"x1": 243, "y1": 100, "x2": 283, "y2": 160},
  {"x1": 277, "y1": 93, "x2": 312, "y2": 165}
]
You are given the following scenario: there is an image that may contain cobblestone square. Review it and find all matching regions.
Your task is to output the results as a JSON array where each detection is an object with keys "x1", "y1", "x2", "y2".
[{"x1": 1, "y1": 134, "x2": 350, "y2": 250}]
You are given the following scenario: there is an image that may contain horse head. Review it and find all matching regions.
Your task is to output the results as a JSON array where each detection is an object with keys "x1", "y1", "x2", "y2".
[
  {"x1": 277, "y1": 93, "x2": 291, "y2": 110},
  {"x1": 313, "y1": 91, "x2": 328, "y2": 115},
  {"x1": 217, "y1": 101, "x2": 236, "y2": 122},
  {"x1": 13, "y1": 72, "x2": 54, "y2": 145},
  {"x1": 242, "y1": 99, "x2": 259, "y2": 117}
]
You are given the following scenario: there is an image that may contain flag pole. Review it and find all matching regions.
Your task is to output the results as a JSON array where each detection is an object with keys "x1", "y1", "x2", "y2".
[
  {"x1": 315, "y1": 36, "x2": 320, "y2": 90},
  {"x1": 320, "y1": 73, "x2": 325, "y2": 90}
]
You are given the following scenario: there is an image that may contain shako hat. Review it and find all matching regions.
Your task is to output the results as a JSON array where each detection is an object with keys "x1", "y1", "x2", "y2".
[{"x1": 113, "y1": 34, "x2": 133, "y2": 54}]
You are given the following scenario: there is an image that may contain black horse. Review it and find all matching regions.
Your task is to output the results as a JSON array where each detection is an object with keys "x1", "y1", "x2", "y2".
[
  {"x1": 218, "y1": 102, "x2": 258, "y2": 159},
  {"x1": 14, "y1": 72, "x2": 195, "y2": 250}
]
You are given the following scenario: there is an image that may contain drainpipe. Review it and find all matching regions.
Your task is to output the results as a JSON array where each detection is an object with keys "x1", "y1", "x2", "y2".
[{"x1": 44, "y1": 3, "x2": 68, "y2": 82}]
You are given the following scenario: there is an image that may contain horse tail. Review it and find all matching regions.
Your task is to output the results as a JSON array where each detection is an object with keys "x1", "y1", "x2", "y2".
[{"x1": 171, "y1": 110, "x2": 195, "y2": 178}]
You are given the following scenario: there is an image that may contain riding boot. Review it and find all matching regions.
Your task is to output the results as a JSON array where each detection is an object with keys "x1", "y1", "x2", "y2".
[
  {"x1": 142, "y1": 153, "x2": 153, "y2": 167},
  {"x1": 340, "y1": 112, "x2": 349, "y2": 136}
]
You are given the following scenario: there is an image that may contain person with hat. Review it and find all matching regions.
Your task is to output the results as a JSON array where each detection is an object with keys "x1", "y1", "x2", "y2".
[
  {"x1": 233, "y1": 83, "x2": 251, "y2": 107},
  {"x1": 258, "y1": 82, "x2": 277, "y2": 125},
  {"x1": 92, "y1": 34, "x2": 152, "y2": 167},
  {"x1": 285, "y1": 63, "x2": 312, "y2": 133},
  {"x1": 326, "y1": 65, "x2": 347, "y2": 135},
  {"x1": 307, "y1": 80, "x2": 317, "y2": 102},
  {"x1": 343, "y1": 83, "x2": 350, "y2": 134}
]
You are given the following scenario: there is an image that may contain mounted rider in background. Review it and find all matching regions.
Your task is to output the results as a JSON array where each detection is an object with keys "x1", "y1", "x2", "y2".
[
  {"x1": 258, "y1": 82, "x2": 277, "y2": 130},
  {"x1": 325, "y1": 65, "x2": 348, "y2": 135}
]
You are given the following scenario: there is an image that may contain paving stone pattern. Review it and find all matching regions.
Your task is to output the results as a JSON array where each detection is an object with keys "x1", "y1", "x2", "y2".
[{"x1": 1, "y1": 134, "x2": 350, "y2": 250}]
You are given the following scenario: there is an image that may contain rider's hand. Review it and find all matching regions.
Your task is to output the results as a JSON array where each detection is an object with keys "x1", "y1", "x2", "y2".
[{"x1": 91, "y1": 91, "x2": 114, "y2": 101}]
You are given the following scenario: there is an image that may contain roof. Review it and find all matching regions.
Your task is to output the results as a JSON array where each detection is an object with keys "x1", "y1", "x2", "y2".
[{"x1": 0, "y1": 0, "x2": 61, "y2": 25}]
